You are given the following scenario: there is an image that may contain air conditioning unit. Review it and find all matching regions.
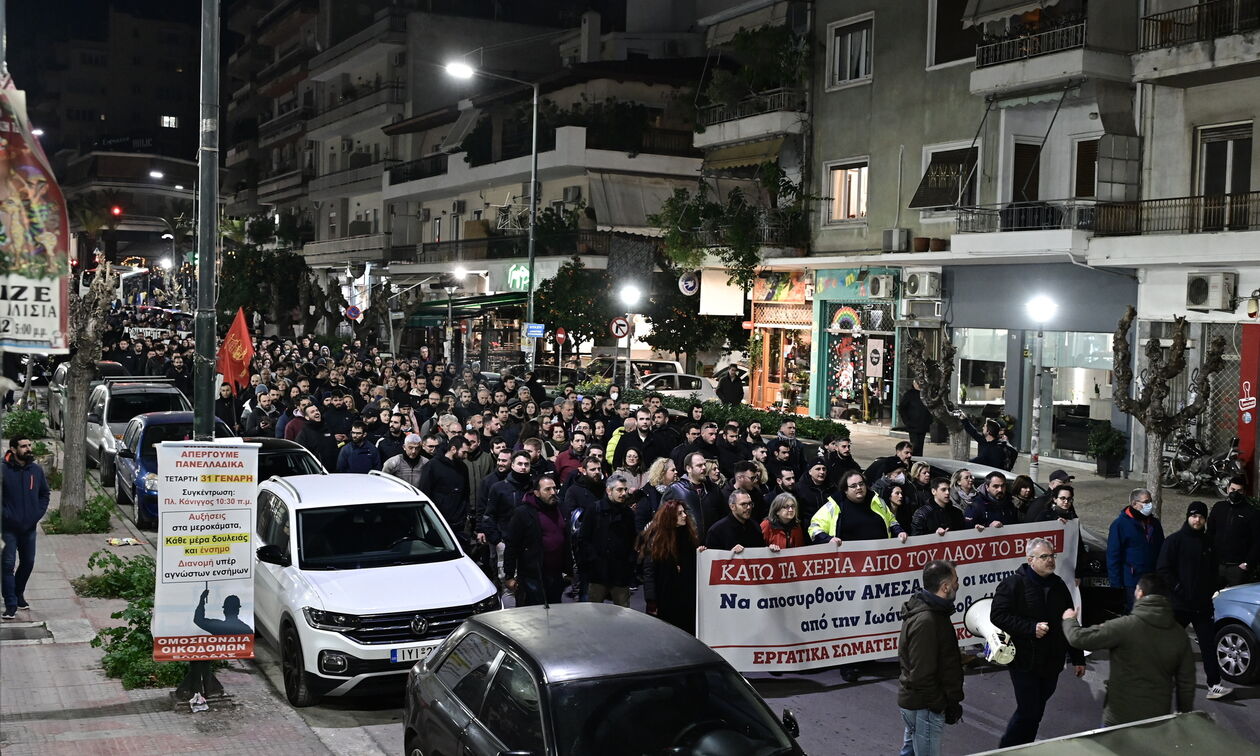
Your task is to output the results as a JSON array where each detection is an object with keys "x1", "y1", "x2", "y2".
[
  {"x1": 563, "y1": 185, "x2": 582, "y2": 203},
  {"x1": 417, "y1": 208, "x2": 431, "y2": 222},
  {"x1": 451, "y1": 200, "x2": 466, "y2": 214},
  {"x1": 901, "y1": 299, "x2": 943, "y2": 320},
  {"x1": 882, "y1": 228, "x2": 909, "y2": 253},
  {"x1": 1186, "y1": 271, "x2": 1237, "y2": 311},
  {"x1": 904, "y1": 270, "x2": 941, "y2": 298},
  {"x1": 868, "y1": 274, "x2": 895, "y2": 299}
]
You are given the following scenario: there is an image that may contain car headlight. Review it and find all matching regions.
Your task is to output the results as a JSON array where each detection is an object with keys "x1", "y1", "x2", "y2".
[
  {"x1": 473, "y1": 595, "x2": 501, "y2": 614},
  {"x1": 144, "y1": 473, "x2": 159, "y2": 492},
  {"x1": 302, "y1": 607, "x2": 362, "y2": 631}
]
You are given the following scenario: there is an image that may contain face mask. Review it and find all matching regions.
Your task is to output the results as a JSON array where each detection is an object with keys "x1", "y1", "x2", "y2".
[
  {"x1": 1137, "y1": 502, "x2": 1154, "y2": 517},
  {"x1": 1230, "y1": 490, "x2": 1246, "y2": 505},
  {"x1": 892, "y1": 473, "x2": 905, "y2": 484}
]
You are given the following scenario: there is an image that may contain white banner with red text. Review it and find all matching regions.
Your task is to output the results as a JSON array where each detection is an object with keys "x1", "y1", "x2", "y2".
[{"x1": 696, "y1": 521, "x2": 1078, "y2": 672}]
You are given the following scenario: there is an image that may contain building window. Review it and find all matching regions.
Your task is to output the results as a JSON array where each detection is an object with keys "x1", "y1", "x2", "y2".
[
  {"x1": 1011, "y1": 142, "x2": 1041, "y2": 203},
  {"x1": 826, "y1": 160, "x2": 869, "y2": 223},
  {"x1": 450, "y1": 214, "x2": 460, "y2": 242},
  {"x1": 432, "y1": 217, "x2": 442, "y2": 243},
  {"x1": 1197, "y1": 123, "x2": 1252, "y2": 196},
  {"x1": 828, "y1": 15, "x2": 873, "y2": 89},
  {"x1": 1074, "y1": 138, "x2": 1099, "y2": 198},
  {"x1": 912, "y1": 142, "x2": 979, "y2": 212},
  {"x1": 160, "y1": 115, "x2": 179, "y2": 128},
  {"x1": 929, "y1": 0, "x2": 982, "y2": 67}
]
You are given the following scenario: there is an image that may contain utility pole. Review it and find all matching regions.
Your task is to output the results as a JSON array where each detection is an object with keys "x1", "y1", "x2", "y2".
[{"x1": 192, "y1": 0, "x2": 220, "y2": 442}]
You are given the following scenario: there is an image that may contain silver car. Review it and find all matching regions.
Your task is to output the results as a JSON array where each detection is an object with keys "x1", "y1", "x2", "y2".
[
  {"x1": 85, "y1": 379, "x2": 189, "y2": 487},
  {"x1": 639, "y1": 372, "x2": 719, "y2": 402},
  {"x1": 48, "y1": 360, "x2": 128, "y2": 436}
]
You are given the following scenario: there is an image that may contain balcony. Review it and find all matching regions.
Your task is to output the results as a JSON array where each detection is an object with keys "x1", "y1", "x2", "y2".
[
  {"x1": 308, "y1": 10, "x2": 407, "y2": 82},
  {"x1": 389, "y1": 154, "x2": 449, "y2": 184},
  {"x1": 257, "y1": 167, "x2": 312, "y2": 202},
  {"x1": 1135, "y1": 0, "x2": 1260, "y2": 86},
  {"x1": 1094, "y1": 191, "x2": 1260, "y2": 236},
  {"x1": 258, "y1": 107, "x2": 310, "y2": 148},
  {"x1": 401, "y1": 231, "x2": 613, "y2": 265},
  {"x1": 228, "y1": 42, "x2": 271, "y2": 75},
  {"x1": 587, "y1": 128, "x2": 701, "y2": 158},
  {"x1": 956, "y1": 199, "x2": 1097, "y2": 233},
  {"x1": 309, "y1": 159, "x2": 396, "y2": 199},
  {"x1": 257, "y1": 45, "x2": 310, "y2": 83},
  {"x1": 302, "y1": 233, "x2": 391, "y2": 266},
  {"x1": 969, "y1": 20, "x2": 1132, "y2": 96},
  {"x1": 948, "y1": 200, "x2": 1096, "y2": 261},
  {"x1": 225, "y1": 142, "x2": 258, "y2": 168},
  {"x1": 697, "y1": 209, "x2": 808, "y2": 249},
  {"x1": 306, "y1": 83, "x2": 405, "y2": 140},
  {"x1": 694, "y1": 88, "x2": 806, "y2": 150}
]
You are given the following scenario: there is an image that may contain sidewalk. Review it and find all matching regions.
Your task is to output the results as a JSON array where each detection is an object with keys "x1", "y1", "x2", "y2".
[{"x1": 0, "y1": 487, "x2": 331, "y2": 756}]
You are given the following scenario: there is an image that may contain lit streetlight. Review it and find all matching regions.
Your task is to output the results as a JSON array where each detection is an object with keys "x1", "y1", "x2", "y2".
[
  {"x1": 149, "y1": 170, "x2": 165, "y2": 179},
  {"x1": 159, "y1": 258, "x2": 173, "y2": 270},
  {"x1": 619, "y1": 284, "x2": 642, "y2": 308},
  {"x1": 1026, "y1": 295, "x2": 1057, "y2": 482},
  {"x1": 618, "y1": 283, "x2": 642, "y2": 391},
  {"x1": 32, "y1": 128, "x2": 45, "y2": 137}
]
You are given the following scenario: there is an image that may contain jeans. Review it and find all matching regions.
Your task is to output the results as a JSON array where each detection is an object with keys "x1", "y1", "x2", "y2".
[
  {"x1": 1000, "y1": 667, "x2": 1060, "y2": 747},
  {"x1": 1, "y1": 527, "x2": 38, "y2": 611},
  {"x1": 516, "y1": 574, "x2": 566, "y2": 607},
  {"x1": 587, "y1": 583, "x2": 630, "y2": 607},
  {"x1": 1176, "y1": 609, "x2": 1222, "y2": 687},
  {"x1": 899, "y1": 707, "x2": 943, "y2": 756}
]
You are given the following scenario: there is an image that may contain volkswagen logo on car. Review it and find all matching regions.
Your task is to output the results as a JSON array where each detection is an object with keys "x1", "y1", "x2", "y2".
[{"x1": 411, "y1": 615, "x2": 430, "y2": 635}]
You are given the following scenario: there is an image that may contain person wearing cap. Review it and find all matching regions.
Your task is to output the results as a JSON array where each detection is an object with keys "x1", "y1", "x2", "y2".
[
  {"x1": 795, "y1": 459, "x2": 833, "y2": 526},
  {"x1": 1157, "y1": 501, "x2": 1232, "y2": 700},
  {"x1": 381, "y1": 433, "x2": 428, "y2": 487},
  {"x1": 1026, "y1": 469, "x2": 1074, "y2": 522}
]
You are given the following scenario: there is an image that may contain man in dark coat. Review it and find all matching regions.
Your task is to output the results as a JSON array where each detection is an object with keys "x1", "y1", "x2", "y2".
[
  {"x1": 991, "y1": 537, "x2": 1086, "y2": 748},
  {"x1": 716, "y1": 364, "x2": 745, "y2": 405},
  {"x1": 795, "y1": 459, "x2": 833, "y2": 527},
  {"x1": 704, "y1": 490, "x2": 766, "y2": 552},
  {"x1": 1108, "y1": 488, "x2": 1165, "y2": 613},
  {"x1": 503, "y1": 475, "x2": 571, "y2": 607},
  {"x1": 822, "y1": 435, "x2": 861, "y2": 486},
  {"x1": 1158, "y1": 500, "x2": 1231, "y2": 700},
  {"x1": 336, "y1": 422, "x2": 381, "y2": 473},
  {"x1": 577, "y1": 473, "x2": 638, "y2": 607},
  {"x1": 418, "y1": 437, "x2": 471, "y2": 537},
  {"x1": 478, "y1": 451, "x2": 532, "y2": 546},
  {"x1": 897, "y1": 560, "x2": 964, "y2": 755},
  {"x1": 864, "y1": 441, "x2": 913, "y2": 485},
  {"x1": 911, "y1": 477, "x2": 967, "y2": 536},
  {"x1": 898, "y1": 381, "x2": 933, "y2": 456},
  {"x1": 375, "y1": 413, "x2": 408, "y2": 463},
  {"x1": 2, "y1": 438, "x2": 51, "y2": 619},
  {"x1": 1208, "y1": 477, "x2": 1260, "y2": 586},
  {"x1": 295, "y1": 405, "x2": 342, "y2": 472},
  {"x1": 964, "y1": 472, "x2": 1021, "y2": 528}
]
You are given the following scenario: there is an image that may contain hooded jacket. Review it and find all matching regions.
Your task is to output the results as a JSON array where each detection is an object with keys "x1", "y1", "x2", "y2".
[
  {"x1": 897, "y1": 591, "x2": 964, "y2": 712},
  {"x1": 1156, "y1": 519, "x2": 1216, "y2": 615},
  {"x1": 1107, "y1": 506, "x2": 1165, "y2": 588},
  {"x1": 1062, "y1": 594, "x2": 1195, "y2": 726},
  {"x1": 2, "y1": 450, "x2": 51, "y2": 532}
]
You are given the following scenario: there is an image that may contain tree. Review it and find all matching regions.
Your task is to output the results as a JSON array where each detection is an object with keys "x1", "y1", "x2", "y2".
[
  {"x1": 904, "y1": 329, "x2": 970, "y2": 460},
  {"x1": 641, "y1": 271, "x2": 742, "y2": 371},
  {"x1": 1112, "y1": 305, "x2": 1227, "y2": 517},
  {"x1": 61, "y1": 265, "x2": 118, "y2": 527},
  {"x1": 533, "y1": 256, "x2": 617, "y2": 352}
]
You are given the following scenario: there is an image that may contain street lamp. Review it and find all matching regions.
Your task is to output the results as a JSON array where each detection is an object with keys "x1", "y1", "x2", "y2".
[
  {"x1": 445, "y1": 60, "x2": 540, "y2": 364},
  {"x1": 159, "y1": 257, "x2": 173, "y2": 270},
  {"x1": 1026, "y1": 295, "x2": 1057, "y2": 482},
  {"x1": 618, "y1": 284, "x2": 642, "y2": 392}
]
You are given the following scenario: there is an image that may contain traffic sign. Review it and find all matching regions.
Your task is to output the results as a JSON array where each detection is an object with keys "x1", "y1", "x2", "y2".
[
  {"x1": 742, "y1": 320, "x2": 754, "y2": 330},
  {"x1": 345, "y1": 305, "x2": 361, "y2": 320},
  {"x1": 459, "y1": 320, "x2": 469, "y2": 334},
  {"x1": 525, "y1": 322, "x2": 545, "y2": 338},
  {"x1": 610, "y1": 316, "x2": 630, "y2": 339},
  {"x1": 555, "y1": 327, "x2": 568, "y2": 345}
]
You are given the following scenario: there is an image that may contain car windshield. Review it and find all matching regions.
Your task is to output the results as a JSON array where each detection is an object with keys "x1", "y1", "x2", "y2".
[
  {"x1": 296, "y1": 501, "x2": 459, "y2": 570},
  {"x1": 258, "y1": 450, "x2": 325, "y2": 478},
  {"x1": 108, "y1": 392, "x2": 187, "y2": 423},
  {"x1": 549, "y1": 664, "x2": 794, "y2": 756}
]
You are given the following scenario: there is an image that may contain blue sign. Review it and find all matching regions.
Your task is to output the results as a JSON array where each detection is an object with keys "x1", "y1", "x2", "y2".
[{"x1": 525, "y1": 322, "x2": 546, "y2": 338}]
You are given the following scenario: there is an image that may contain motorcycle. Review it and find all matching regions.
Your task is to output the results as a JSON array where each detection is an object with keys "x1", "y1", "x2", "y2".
[{"x1": 1160, "y1": 429, "x2": 1243, "y2": 498}]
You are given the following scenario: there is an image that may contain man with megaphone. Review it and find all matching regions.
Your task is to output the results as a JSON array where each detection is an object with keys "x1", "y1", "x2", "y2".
[{"x1": 990, "y1": 537, "x2": 1086, "y2": 748}]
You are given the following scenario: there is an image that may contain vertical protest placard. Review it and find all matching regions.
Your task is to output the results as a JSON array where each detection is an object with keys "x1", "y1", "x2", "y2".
[{"x1": 151, "y1": 441, "x2": 259, "y2": 662}]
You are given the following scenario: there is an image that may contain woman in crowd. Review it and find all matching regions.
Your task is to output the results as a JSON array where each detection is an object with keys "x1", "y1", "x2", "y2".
[
  {"x1": 641, "y1": 497, "x2": 700, "y2": 634},
  {"x1": 616, "y1": 447, "x2": 647, "y2": 490},
  {"x1": 761, "y1": 493, "x2": 806, "y2": 550},
  {"x1": 908, "y1": 461, "x2": 934, "y2": 511},
  {"x1": 950, "y1": 468, "x2": 978, "y2": 512},
  {"x1": 1010, "y1": 474, "x2": 1036, "y2": 521},
  {"x1": 884, "y1": 482, "x2": 914, "y2": 535},
  {"x1": 635, "y1": 456, "x2": 680, "y2": 533},
  {"x1": 544, "y1": 422, "x2": 569, "y2": 459}
]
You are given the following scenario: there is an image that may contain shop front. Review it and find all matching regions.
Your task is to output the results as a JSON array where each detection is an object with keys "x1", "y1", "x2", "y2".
[
  {"x1": 809, "y1": 268, "x2": 899, "y2": 423},
  {"x1": 750, "y1": 272, "x2": 813, "y2": 412}
]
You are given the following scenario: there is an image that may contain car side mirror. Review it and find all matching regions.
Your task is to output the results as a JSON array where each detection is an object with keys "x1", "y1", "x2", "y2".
[
  {"x1": 87, "y1": 413, "x2": 102, "y2": 424},
  {"x1": 256, "y1": 544, "x2": 291, "y2": 567},
  {"x1": 782, "y1": 708, "x2": 800, "y2": 739},
  {"x1": 118, "y1": 448, "x2": 135, "y2": 459}
]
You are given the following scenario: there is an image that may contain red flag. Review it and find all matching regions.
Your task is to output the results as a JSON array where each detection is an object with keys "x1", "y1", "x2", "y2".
[{"x1": 217, "y1": 308, "x2": 255, "y2": 395}]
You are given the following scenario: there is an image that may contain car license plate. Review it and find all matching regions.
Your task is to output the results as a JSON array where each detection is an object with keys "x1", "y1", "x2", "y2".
[{"x1": 391, "y1": 645, "x2": 435, "y2": 663}]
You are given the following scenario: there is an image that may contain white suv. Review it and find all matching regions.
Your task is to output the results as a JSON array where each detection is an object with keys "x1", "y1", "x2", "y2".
[{"x1": 254, "y1": 471, "x2": 499, "y2": 706}]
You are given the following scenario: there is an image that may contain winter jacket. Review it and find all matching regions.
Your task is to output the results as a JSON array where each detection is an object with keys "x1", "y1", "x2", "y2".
[
  {"x1": 641, "y1": 526, "x2": 699, "y2": 634},
  {"x1": 1107, "y1": 507, "x2": 1165, "y2": 589},
  {"x1": 336, "y1": 440, "x2": 381, "y2": 474},
  {"x1": 962, "y1": 418, "x2": 1013, "y2": 470},
  {"x1": 552, "y1": 448, "x2": 585, "y2": 489},
  {"x1": 910, "y1": 502, "x2": 967, "y2": 536},
  {"x1": 824, "y1": 451, "x2": 862, "y2": 488},
  {"x1": 1208, "y1": 496, "x2": 1260, "y2": 566},
  {"x1": 563, "y1": 473, "x2": 604, "y2": 523},
  {"x1": 898, "y1": 389, "x2": 933, "y2": 433},
  {"x1": 1157, "y1": 522, "x2": 1216, "y2": 615},
  {"x1": 897, "y1": 591, "x2": 964, "y2": 713},
  {"x1": 704, "y1": 514, "x2": 766, "y2": 551},
  {"x1": 463, "y1": 450, "x2": 494, "y2": 517},
  {"x1": 634, "y1": 484, "x2": 667, "y2": 534},
  {"x1": 296, "y1": 420, "x2": 341, "y2": 472},
  {"x1": 716, "y1": 373, "x2": 744, "y2": 405},
  {"x1": 382, "y1": 452, "x2": 427, "y2": 488},
  {"x1": 808, "y1": 491, "x2": 902, "y2": 543},
  {"x1": 502, "y1": 495, "x2": 571, "y2": 582},
  {"x1": 2, "y1": 452, "x2": 51, "y2": 532},
  {"x1": 243, "y1": 404, "x2": 281, "y2": 436},
  {"x1": 1062, "y1": 595, "x2": 1195, "y2": 726},
  {"x1": 964, "y1": 489, "x2": 1021, "y2": 527},
  {"x1": 480, "y1": 471, "x2": 532, "y2": 543},
  {"x1": 418, "y1": 453, "x2": 470, "y2": 531},
  {"x1": 991, "y1": 564, "x2": 1084, "y2": 677},
  {"x1": 760, "y1": 518, "x2": 806, "y2": 549},
  {"x1": 375, "y1": 432, "x2": 406, "y2": 464},
  {"x1": 793, "y1": 480, "x2": 832, "y2": 527},
  {"x1": 576, "y1": 496, "x2": 637, "y2": 586},
  {"x1": 666, "y1": 478, "x2": 716, "y2": 536}
]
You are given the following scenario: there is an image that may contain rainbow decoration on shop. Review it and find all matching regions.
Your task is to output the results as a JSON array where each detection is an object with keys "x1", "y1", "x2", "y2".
[{"x1": 830, "y1": 306, "x2": 861, "y2": 330}]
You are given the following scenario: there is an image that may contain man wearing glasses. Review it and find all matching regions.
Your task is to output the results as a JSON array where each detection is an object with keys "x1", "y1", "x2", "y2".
[
  {"x1": 1026, "y1": 484, "x2": 1078, "y2": 524},
  {"x1": 990, "y1": 537, "x2": 1085, "y2": 748}
]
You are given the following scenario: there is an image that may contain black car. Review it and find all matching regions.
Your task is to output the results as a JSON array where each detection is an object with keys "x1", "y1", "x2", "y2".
[
  {"x1": 404, "y1": 603, "x2": 804, "y2": 756},
  {"x1": 241, "y1": 436, "x2": 328, "y2": 479}
]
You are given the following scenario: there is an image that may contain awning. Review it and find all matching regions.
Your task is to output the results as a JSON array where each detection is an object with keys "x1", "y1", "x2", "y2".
[
  {"x1": 908, "y1": 147, "x2": 978, "y2": 209},
  {"x1": 588, "y1": 173, "x2": 687, "y2": 229},
  {"x1": 439, "y1": 103, "x2": 481, "y2": 153},
  {"x1": 702, "y1": 137, "x2": 784, "y2": 173},
  {"x1": 405, "y1": 291, "x2": 527, "y2": 326},
  {"x1": 962, "y1": 0, "x2": 1060, "y2": 28}
]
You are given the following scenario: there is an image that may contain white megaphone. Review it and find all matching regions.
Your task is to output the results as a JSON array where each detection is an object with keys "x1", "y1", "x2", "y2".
[{"x1": 964, "y1": 597, "x2": 1016, "y2": 665}]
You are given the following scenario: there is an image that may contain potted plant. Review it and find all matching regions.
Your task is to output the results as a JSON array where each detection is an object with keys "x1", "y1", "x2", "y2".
[{"x1": 1088, "y1": 422, "x2": 1127, "y2": 478}]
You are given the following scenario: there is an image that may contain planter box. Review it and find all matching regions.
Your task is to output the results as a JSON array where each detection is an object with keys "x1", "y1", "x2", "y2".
[{"x1": 1096, "y1": 456, "x2": 1122, "y2": 478}]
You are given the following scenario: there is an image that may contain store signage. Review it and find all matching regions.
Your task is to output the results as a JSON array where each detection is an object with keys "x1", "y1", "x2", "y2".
[
  {"x1": 506, "y1": 264, "x2": 530, "y2": 291},
  {"x1": 678, "y1": 271, "x2": 700, "y2": 296},
  {"x1": 866, "y1": 338, "x2": 885, "y2": 379},
  {"x1": 524, "y1": 322, "x2": 545, "y2": 338}
]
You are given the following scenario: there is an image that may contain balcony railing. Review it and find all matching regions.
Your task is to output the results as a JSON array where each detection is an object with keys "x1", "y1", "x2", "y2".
[
  {"x1": 586, "y1": 127, "x2": 702, "y2": 158},
  {"x1": 388, "y1": 153, "x2": 449, "y2": 185},
  {"x1": 310, "y1": 11, "x2": 406, "y2": 73},
  {"x1": 698, "y1": 88, "x2": 806, "y2": 128},
  {"x1": 976, "y1": 20, "x2": 1087, "y2": 68},
  {"x1": 309, "y1": 159, "x2": 397, "y2": 194},
  {"x1": 303, "y1": 233, "x2": 390, "y2": 261},
  {"x1": 697, "y1": 210, "x2": 808, "y2": 248},
  {"x1": 258, "y1": 106, "x2": 310, "y2": 134},
  {"x1": 955, "y1": 200, "x2": 1097, "y2": 233},
  {"x1": 307, "y1": 82, "x2": 404, "y2": 132},
  {"x1": 1140, "y1": 0, "x2": 1260, "y2": 50},
  {"x1": 257, "y1": 45, "x2": 310, "y2": 82},
  {"x1": 400, "y1": 231, "x2": 613, "y2": 265},
  {"x1": 1094, "y1": 191, "x2": 1260, "y2": 236}
]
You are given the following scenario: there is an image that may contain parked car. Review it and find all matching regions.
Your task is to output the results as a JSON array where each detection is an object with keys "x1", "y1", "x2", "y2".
[
  {"x1": 585, "y1": 357, "x2": 684, "y2": 388},
  {"x1": 48, "y1": 360, "x2": 128, "y2": 433},
  {"x1": 1214, "y1": 582, "x2": 1260, "y2": 685},
  {"x1": 639, "y1": 372, "x2": 719, "y2": 402},
  {"x1": 253, "y1": 471, "x2": 500, "y2": 706},
  {"x1": 114, "y1": 412, "x2": 235, "y2": 529},
  {"x1": 404, "y1": 603, "x2": 804, "y2": 756},
  {"x1": 86, "y1": 379, "x2": 189, "y2": 488},
  {"x1": 916, "y1": 456, "x2": 1124, "y2": 626}
]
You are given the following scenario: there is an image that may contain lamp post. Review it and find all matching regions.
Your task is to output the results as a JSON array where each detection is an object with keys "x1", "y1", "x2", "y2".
[
  {"x1": 619, "y1": 284, "x2": 641, "y2": 393},
  {"x1": 1026, "y1": 295, "x2": 1057, "y2": 483},
  {"x1": 446, "y1": 61, "x2": 539, "y2": 366}
]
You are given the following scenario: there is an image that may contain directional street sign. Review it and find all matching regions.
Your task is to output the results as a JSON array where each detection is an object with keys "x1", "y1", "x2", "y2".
[
  {"x1": 555, "y1": 327, "x2": 568, "y2": 345},
  {"x1": 610, "y1": 316, "x2": 630, "y2": 339},
  {"x1": 524, "y1": 322, "x2": 545, "y2": 338}
]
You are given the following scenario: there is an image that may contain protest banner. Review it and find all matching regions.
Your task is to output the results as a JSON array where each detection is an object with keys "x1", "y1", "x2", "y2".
[
  {"x1": 151, "y1": 441, "x2": 259, "y2": 662},
  {"x1": 697, "y1": 521, "x2": 1078, "y2": 672}
]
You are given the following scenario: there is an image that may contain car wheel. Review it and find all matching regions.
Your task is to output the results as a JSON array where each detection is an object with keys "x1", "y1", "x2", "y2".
[
  {"x1": 281, "y1": 622, "x2": 319, "y2": 707},
  {"x1": 403, "y1": 729, "x2": 424, "y2": 756},
  {"x1": 1159, "y1": 459, "x2": 1178, "y2": 488},
  {"x1": 100, "y1": 455, "x2": 115, "y2": 488},
  {"x1": 1216, "y1": 622, "x2": 1258, "y2": 684},
  {"x1": 116, "y1": 482, "x2": 131, "y2": 510}
]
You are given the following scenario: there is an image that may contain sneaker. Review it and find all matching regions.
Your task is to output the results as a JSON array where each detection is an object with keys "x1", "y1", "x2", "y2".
[
  {"x1": 1207, "y1": 684, "x2": 1234, "y2": 700},
  {"x1": 1, "y1": 609, "x2": 16, "y2": 621},
  {"x1": 16, "y1": 599, "x2": 29, "y2": 610}
]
